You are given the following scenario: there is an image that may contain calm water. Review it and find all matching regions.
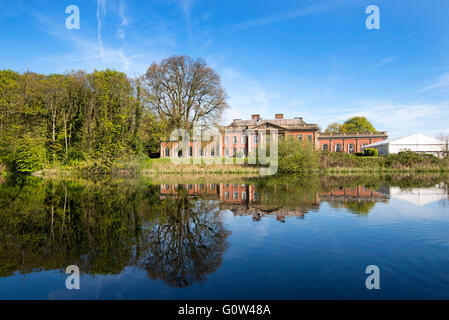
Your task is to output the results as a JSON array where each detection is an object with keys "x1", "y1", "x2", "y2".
[{"x1": 0, "y1": 174, "x2": 449, "y2": 299}]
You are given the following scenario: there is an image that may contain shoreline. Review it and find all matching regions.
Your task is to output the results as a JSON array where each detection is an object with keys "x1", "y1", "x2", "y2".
[
  {"x1": 30, "y1": 164, "x2": 449, "y2": 177},
  {"x1": 4, "y1": 154, "x2": 448, "y2": 178}
]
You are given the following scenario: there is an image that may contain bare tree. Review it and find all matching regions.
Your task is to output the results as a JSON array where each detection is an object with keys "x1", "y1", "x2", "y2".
[{"x1": 142, "y1": 55, "x2": 228, "y2": 134}]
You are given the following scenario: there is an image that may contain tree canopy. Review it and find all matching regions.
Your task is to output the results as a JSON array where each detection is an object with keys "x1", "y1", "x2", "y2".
[
  {"x1": 325, "y1": 122, "x2": 343, "y2": 133},
  {"x1": 142, "y1": 55, "x2": 228, "y2": 133},
  {"x1": 0, "y1": 69, "x2": 159, "y2": 171},
  {"x1": 342, "y1": 116, "x2": 377, "y2": 132},
  {"x1": 325, "y1": 117, "x2": 377, "y2": 133},
  {"x1": 0, "y1": 55, "x2": 227, "y2": 172}
]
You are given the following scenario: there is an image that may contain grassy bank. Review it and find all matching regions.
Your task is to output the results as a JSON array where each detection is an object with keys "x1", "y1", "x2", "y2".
[
  {"x1": 29, "y1": 140, "x2": 449, "y2": 177},
  {"x1": 32, "y1": 157, "x2": 261, "y2": 177},
  {"x1": 138, "y1": 158, "x2": 260, "y2": 175}
]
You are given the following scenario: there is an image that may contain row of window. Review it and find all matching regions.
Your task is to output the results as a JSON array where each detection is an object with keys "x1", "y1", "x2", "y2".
[
  {"x1": 163, "y1": 183, "x2": 247, "y2": 190},
  {"x1": 164, "y1": 146, "x2": 217, "y2": 157},
  {"x1": 224, "y1": 135, "x2": 262, "y2": 144},
  {"x1": 288, "y1": 134, "x2": 313, "y2": 142},
  {"x1": 321, "y1": 143, "x2": 368, "y2": 153},
  {"x1": 224, "y1": 148, "x2": 246, "y2": 157},
  {"x1": 165, "y1": 142, "x2": 368, "y2": 156},
  {"x1": 225, "y1": 136, "x2": 247, "y2": 144},
  {"x1": 224, "y1": 191, "x2": 249, "y2": 200},
  {"x1": 224, "y1": 134, "x2": 314, "y2": 145}
]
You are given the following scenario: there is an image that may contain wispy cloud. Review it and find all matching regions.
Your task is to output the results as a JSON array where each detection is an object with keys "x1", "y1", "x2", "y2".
[
  {"x1": 181, "y1": 0, "x2": 194, "y2": 46},
  {"x1": 231, "y1": 0, "x2": 353, "y2": 32},
  {"x1": 119, "y1": 0, "x2": 128, "y2": 27},
  {"x1": 349, "y1": 57, "x2": 395, "y2": 78},
  {"x1": 96, "y1": 0, "x2": 106, "y2": 61},
  {"x1": 419, "y1": 72, "x2": 449, "y2": 93},
  {"x1": 337, "y1": 100, "x2": 449, "y2": 138},
  {"x1": 28, "y1": 4, "x2": 151, "y2": 75},
  {"x1": 116, "y1": 0, "x2": 131, "y2": 71}
]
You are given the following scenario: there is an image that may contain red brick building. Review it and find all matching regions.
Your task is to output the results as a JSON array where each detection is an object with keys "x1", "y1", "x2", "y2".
[
  {"x1": 160, "y1": 114, "x2": 387, "y2": 156},
  {"x1": 317, "y1": 131, "x2": 388, "y2": 153}
]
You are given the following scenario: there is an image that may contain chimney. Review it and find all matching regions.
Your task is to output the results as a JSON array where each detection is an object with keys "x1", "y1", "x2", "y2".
[
  {"x1": 251, "y1": 114, "x2": 260, "y2": 120},
  {"x1": 275, "y1": 114, "x2": 284, "y2": 119}
]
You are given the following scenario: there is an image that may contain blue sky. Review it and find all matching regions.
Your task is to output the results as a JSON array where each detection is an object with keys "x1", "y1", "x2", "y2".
[{"x1": 1, "y1": 0, "x2": 449, "y2": 138}]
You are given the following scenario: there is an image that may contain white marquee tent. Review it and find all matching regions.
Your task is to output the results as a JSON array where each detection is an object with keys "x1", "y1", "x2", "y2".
[
  {"x1": 361, "y1": 133, "x2": 447, "y2": 156},
  {"x1": 389, "y1": 185, "x2": 448, "y2": 206}
]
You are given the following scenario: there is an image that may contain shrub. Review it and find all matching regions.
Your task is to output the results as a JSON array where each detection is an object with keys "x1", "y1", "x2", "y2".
[
  {"x1": 66, "y1": 149, "x2": 87, "y2": 166},
  {"x1": 364, "y1": 148, "x2": 378, "y2": 157},
  {"x1": 278, "y1": 138, "x2": 319, "y2": 173},
  {"x1": 77, "y1": 158, "x2": 113, "y2": 174},
  {"x1": 12, "y1": 139, "x2": 45, "y2": 173},
  {"x1": 383, "y1": 151, "x2": 442, "y2": 169}
]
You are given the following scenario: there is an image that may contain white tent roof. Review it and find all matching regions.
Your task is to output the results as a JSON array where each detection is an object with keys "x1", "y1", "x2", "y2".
[
  {"x1": 362, "y1": 133, "x2": 444, "y2": 148},
  {"x1": 390, "y1": 186, "x2": 448, "y2": 206}
]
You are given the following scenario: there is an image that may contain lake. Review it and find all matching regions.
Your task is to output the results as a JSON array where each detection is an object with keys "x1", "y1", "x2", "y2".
[{"x1": 0, "y1": 174, "x2": 448, "y2": 299}]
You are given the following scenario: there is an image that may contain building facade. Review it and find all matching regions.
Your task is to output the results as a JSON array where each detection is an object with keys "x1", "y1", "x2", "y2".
[{"x1": 160, "y1": 114, "x2": 388, "y2": 157}]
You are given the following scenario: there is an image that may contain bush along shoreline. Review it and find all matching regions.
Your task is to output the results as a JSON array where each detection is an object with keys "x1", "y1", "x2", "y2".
[
  {"x1": 25, "y1": 138, "x2": 449, "y2": 177},
  {"x1": 276, "y1": 139, "x2": 449, "y2": 174}
]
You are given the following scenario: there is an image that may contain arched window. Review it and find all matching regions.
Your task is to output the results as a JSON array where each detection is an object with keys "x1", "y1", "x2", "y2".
[
  {"x1": 348, "y1": 144, "x2": 355, "y2": 153},
  {"x1": 322, "y1": 144, "x2": 328, "y2": 151},
  {"x1": 335, "y1": 144, "x2": 342, "y2": 152},
  {"x1": 164, "y1": 147, "x2": 170, "y2": 157}
]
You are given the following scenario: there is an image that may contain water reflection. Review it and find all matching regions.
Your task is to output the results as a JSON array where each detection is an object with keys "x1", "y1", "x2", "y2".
[
  {"x1": 139, "y1": 193, "x2": 229, "y2": 287},
  {"x1": 0, "y1": 174, "x2": 448, "y2": 291},
  {"x1": 160, "y1": 182, "x2": 390, "y2": 218},
  {"x1": 389, "y1": 183, "x2": 448, "y2": 207}
]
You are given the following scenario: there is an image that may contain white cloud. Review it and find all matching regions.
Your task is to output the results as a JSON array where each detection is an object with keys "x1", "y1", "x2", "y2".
[
  {"x1": 336, "y1": 100, "x2": 449, "y2": 138},
  {"x1": 28, "y1": 2, "x2": 165, "y2": 76},
  {"x1": 119, "y1": 0, "x2": 128, "y2": 27},
  {"x1": 96, "y1": 0, "x2": 106, "y2": 61},
  {"x1": 419, "y1": 72, "x2": 449, "y2": 93},
  {"x1": 349, "y1": 57, "x2": 395, "y2": 78},
  {"x1": 231, "y1": 0, "x2": 354, "y2": 32}
]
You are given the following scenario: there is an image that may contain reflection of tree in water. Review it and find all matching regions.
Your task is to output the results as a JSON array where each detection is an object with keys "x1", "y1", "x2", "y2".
[
  {"x1": 0, "y1": 177, "x2": 230, "y2": 285},
  {"x1": 328, "y1": 201, "x2": 376, "y2": 215},
  {"x1": 0, "y1": 176, "x2": 153, "y2": 277},
  {"x1": 343, "y1": 201, "x2": 375, "y2": 215},
  {"x1": 140, "y1": 190, "x2": 229, "y2": 288}
]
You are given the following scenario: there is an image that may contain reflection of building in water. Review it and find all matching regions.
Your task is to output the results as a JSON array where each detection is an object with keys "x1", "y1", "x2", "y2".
[
  {"x1": 160, "y1": 183, "x2": 219, "y2": 200},
  {"x1": 220, "y1": 183, "x2": 256, "y2": 203},
  {"x1": 388, "y1": 183, "x2": 448, "y2": 206},
  {"x1": 160, "y1": 184, "x2": 391, "y2": 221},
  {"x1": 220, "y1": 184, "x2": 320, "y2": 221},
  {"x1": 320, "y1": 185, "x2": 389, "y2": 203}
]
